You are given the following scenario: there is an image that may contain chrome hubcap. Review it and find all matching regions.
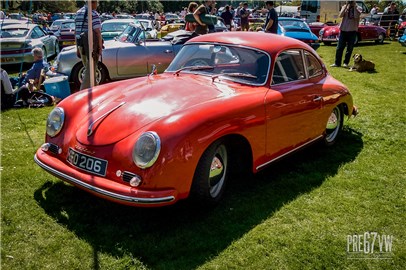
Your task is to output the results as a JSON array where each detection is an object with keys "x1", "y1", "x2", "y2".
[
  {"x1": 208, "y1": 145, "x2": 227, "y2": 198},
  {"x1": 325, "y1": 107, "x2": 341, "y2": 142}
]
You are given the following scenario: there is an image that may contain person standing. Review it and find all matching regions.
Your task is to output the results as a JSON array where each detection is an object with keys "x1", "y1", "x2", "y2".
[
  {"x1": 186, "y1": 2, "x2": 198, "y2": 32},
  {"x1": 264, "y1": 1, "x2": 278, "y2": 34},
  {"x1": 75, "y1": 0, "x2": 103, "y2": 90},
  {"x1": 193, "y1": 0, "x2": 212, "y2": 35},
  {"x1": 331, "y1": 1, "x2": 361, "y2": 68},
  {"x1": 240, "y1": 3, "x2": 250, "y2": 31},
  {"x1": 221, "y1": 5, "x2": 234, "y2": 31}
]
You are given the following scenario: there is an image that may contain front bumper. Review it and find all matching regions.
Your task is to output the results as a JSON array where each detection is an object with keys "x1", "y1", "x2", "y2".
[{"x1": 34, "y1": 150, "x2": 177, "y2": 207}]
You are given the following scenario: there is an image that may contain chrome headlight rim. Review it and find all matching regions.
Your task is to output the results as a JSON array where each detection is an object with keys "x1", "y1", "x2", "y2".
[
  {"x1": 132, "y1": 131, "x2": 161, "y2": 169},
  {"x1": 46, "y1": 107, "x2": 65, "y2": 137}
]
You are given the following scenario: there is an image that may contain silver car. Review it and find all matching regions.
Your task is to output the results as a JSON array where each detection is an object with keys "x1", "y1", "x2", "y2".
[
  {"x1": 52, "y1": 24, "x2": 189, "y2": 88},
  {"x1": 0, "y1": 23, "x2": 59, "y2": 65}
]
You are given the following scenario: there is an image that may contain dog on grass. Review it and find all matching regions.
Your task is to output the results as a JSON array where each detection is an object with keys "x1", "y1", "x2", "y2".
[{"x1": 349, "y1": 53, "x2": 375, "y2": 72}]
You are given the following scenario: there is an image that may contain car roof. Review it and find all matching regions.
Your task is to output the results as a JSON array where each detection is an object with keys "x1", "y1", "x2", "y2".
[
  {"x1": 102, "y1": 18, "x2": 138, "y2": 24},
  {"x1": 187, "y1": 32, "x2": 311, "y2": 53},
  {"x1": 1, "y1": 23, "x2": 36, "y2": 30}
]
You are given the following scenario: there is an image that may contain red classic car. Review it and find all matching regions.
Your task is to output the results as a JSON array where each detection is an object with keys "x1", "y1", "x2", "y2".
[
  {"x1": 35, "y1": 32, "x2": 357, "y2": 207},
  {"x1": 319, "y1": 22, "x2": 386, "y2": 45}
]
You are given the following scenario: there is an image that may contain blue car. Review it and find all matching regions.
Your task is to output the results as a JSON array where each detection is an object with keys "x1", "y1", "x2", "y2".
[
  {"x1": 399, "y1": 32, "x2": 406, "y2": 47},
  {"x1": 278, "y1": 17, "x2": 320, "y2": 50}
]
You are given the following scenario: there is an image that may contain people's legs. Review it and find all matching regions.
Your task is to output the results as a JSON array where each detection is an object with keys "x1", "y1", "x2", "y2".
[
  {"x1": 334, "y1": 31, "x2": 348, "y2": 66},
  {"x1": 79, "y1": 46, "x2": 90, "y2": 90},
  {"x1": 344, "y1": 31, "x2": 356, "y2": 65},
  {"x1": 0, "y1": 69, "x2": 14, "y2": 95},
  {"x1": 15, "y1": 85, "x2": 30, "y2": 102}
]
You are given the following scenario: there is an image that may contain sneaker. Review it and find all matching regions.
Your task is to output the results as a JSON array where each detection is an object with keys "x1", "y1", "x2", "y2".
[
  {"x1": 343, "y1": 63, "x2": 349, "y2": 68},
  {"x1": 330, "y1": 64, "x2": 340, "y2": 67}
]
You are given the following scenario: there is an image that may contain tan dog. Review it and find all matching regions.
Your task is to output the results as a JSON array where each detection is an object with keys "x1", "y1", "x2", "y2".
[{"x1": 350, "y1": 54, "x2": 375, "y2": 72}]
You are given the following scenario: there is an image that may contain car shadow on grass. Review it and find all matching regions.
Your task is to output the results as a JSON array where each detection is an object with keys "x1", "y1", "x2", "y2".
[{"x1": 34, "y1": 127, "x2": 363, "y2": 270}]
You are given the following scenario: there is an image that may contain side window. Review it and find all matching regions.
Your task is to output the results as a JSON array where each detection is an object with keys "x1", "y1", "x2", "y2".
[
  {"x1": 304, "y1": 51, "x2": 323, "y2": 78},
  {"x1": 31, "y1": 27, "x2": 45, "y2": 39},
  {"x1": 271, "y1": 50, "x2": 305, "y2": 85}
]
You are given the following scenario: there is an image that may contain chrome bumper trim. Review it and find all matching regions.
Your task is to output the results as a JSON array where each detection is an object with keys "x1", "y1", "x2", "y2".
[
  {"x1": 34, "y1": 154, "x2": 175, "y2": 204},
  {"x1": 256, "y1": 135, "x2": 323, "y2": 170}
]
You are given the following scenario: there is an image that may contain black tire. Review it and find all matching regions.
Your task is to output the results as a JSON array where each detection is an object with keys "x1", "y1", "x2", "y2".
[
  {"x1": 190, "y1": 141, "x2": 228, "y2": 205},
  {"x1": 71, "y1": 62, "x2": 108, "y2": 89},
  {"x1": 324, "y1": 106, "x2": 344, "y2": 146},
  {"x1": 42, "y1": 46, "x2": 48, "y2": 62},
  {"x1": 375, "y1": 33, "x2": 384, "y2": 44},
  {"x1": 323, "y1": 41, "x2": 332, "y2": 46},
  {"x1": 54, "y1": 41, "x2": 60, "y2": 56},
  {"x1": 354, "y1": 34, "x2": 360, "y2": 46}
]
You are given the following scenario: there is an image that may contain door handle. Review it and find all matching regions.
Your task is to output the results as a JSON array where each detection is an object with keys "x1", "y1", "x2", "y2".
[{"x1": 313, "y1": 96, "x2": 323, "y2": 102}]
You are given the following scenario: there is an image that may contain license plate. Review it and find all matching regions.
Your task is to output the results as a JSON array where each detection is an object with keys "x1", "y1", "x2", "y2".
[
  {"x1": 1, "y1": 57, "x2": 16, "y2": 63},
  {"x1": 63, "y1": 41, "x2": 75, "y2": 45},
  {"x1": 67, "y1": 148, "x2": 108, "y2": 177}
]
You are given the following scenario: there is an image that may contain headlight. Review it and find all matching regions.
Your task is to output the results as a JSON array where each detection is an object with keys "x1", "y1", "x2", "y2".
[
  {"x1": 46, "y1": 107, "x2": 65, "y2": 137},
  {"x1": 132, "y1": 131, "x2": 161, "y2": 169}
]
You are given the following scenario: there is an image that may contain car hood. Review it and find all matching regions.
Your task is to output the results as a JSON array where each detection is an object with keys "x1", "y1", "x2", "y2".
[{"x1": 75, "y1": 74, "x2": 235, "y2": 146}]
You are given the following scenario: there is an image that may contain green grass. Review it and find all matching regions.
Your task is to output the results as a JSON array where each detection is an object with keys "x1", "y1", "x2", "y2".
[{"x1": 1, "y1": 41, "x2": 405, "y2": 270}]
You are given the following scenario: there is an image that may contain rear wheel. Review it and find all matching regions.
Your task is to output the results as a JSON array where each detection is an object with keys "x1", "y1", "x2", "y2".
[
  {"x1": 375, "y1": 33, "x2": 384, "y2": 44},
  {"x1": 354, "y1": 34, "x2": 360, "y2": 46},
  {"x1": 54, "y1": 41, "x2": 60, "y2": 56},
  {"x1": 324, "y1": 106, "x2": 344, "y2": 146},
  {"x1": 190, "y1": 141, "x2": 228, "y2": 205}
]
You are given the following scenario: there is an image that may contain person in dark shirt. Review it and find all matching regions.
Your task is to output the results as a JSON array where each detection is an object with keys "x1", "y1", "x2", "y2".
[
  {"x1": 221, "y1": 5, "x2": 234, "y2": 31},
  {"x1": 265, "y1": 1, "x2": 278, "y2": 34},
  {"x1": 193, "y1": 0, "x2": 211, "y2": 35},
  {"x1": 240, "y1": 3, "x2": 250, "y2": 31}
]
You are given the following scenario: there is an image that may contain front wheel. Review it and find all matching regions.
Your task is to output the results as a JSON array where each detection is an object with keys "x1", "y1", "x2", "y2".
[
  {"x1": 324, "y1": 106, "x2": 344, "y2": 146},
  {"x1": 190, "y1": 141, "x2": 228, "y2": 205},
  {"x1": 71, "y1": 62, "x2": 107, "y2": 89}
]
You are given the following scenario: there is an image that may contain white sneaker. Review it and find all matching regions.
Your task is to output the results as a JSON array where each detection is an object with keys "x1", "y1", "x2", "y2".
[{"x1": 343, "y1": 63, "x2": 349, "y2": 68}]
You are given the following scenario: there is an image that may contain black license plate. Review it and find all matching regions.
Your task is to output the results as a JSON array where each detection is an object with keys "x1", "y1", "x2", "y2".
[{"x1": 67, "y1": 148, "x2": 108, "y2": 177}]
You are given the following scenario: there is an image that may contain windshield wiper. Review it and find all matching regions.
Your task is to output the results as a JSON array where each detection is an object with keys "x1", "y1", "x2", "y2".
[
  {"x1": 173, "y1": 65, "x2": 215, "y2": 76},
  {"x1": 211, "y1": 72, "x2": 257, "y2": 82}
]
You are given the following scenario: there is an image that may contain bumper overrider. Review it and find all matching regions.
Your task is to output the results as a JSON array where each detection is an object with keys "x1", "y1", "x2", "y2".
[{"x1": 34, "y1": 149, "x2": 177, "y2": 207}]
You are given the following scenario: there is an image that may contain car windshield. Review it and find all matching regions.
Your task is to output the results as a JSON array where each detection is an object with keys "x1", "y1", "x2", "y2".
[
  {"x1": 139, "y1": 21, "x2": 150, "y2": 30},
  {"x1": 61, "y1": 22, "x2": 75, "y2": 30},
  {"x1": 102, "y1": 22, "x2": 135, "y2": 32},
  {"x1": 51, "y1": 21, "x2": 63, "y2": 27},
  {"x1": 0, "y1": 28, "x2": 29, "y2": 38},
  {"x1": 279, "y1": 19, "x2": 309, "y2": 30},
  {"x1": 166, "y1": 44, "x2": 270, "y2": 85},
  {"x1": 116, "y1": 24, "x2": 143, "y2": 42}
]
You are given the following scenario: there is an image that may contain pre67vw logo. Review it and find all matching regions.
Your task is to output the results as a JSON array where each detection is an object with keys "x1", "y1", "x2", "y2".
[{"x1": 67, "y1": 148, "x2": 108, "y2": 177}]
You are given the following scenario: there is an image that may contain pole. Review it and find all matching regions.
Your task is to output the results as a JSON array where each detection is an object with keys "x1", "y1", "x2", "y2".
[{"x1": 87, "y1": 0, "x2": 95, "y2": 88}]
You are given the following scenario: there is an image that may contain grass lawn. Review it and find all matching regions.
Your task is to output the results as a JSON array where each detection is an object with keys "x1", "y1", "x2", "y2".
[{"x1": 1, "y1": 41, "x2": 405, "y2": 270}]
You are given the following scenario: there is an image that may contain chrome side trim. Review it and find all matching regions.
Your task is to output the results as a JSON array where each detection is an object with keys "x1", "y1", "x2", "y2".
[
  {"x1": 87, "y1": 101, "x2": 125, "y2": 136},
  {"x1": 34, "y1": 154, "x2": 175, "y2": 204},
  {"x1": 256, "y1": 135, "x2": 323, "y2": 170}
]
